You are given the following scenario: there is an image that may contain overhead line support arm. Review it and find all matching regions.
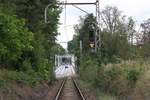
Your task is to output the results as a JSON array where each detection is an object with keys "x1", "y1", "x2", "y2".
[{"x1": 58, "y1": 2, "x2": 96, "y2": 5}]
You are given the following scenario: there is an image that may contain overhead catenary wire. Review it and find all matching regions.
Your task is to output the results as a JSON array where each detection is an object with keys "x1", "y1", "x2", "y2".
[
  {"x1": 64, "y1": 0, "x2": 70, "y2": 51},
  {"x1": 72, "y1": 5, "x2": 90, "y2": 14}
]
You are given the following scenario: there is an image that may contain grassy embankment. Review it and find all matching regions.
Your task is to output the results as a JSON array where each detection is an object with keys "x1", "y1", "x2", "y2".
[
  {"x1": 79, "y1": 59, "x2": 150, "y2": 100},
  {"x1": 0, "y1": 69, "x2": 53, "y2": 100}
]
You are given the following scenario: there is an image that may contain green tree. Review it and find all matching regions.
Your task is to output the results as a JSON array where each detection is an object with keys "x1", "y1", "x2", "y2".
[
  {"x1": 0, "y1": 0, "x2": 62, "y2": 80},
  {"x1": 68, "y1": 6, "x2": 136, "y2": 64},
  {"x1": 0, "y1": 10, "x2": 33, "y2": 68},
  {"x1": 100, "y1": 6, "x2": 136, "y2": 60},
  {"x1": 68, "y1": 14, "x2": 97, "y2": 54}
]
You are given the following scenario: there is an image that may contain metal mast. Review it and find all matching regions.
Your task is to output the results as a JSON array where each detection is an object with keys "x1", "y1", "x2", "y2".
[{"x1": 95, "y1": 0, "x2": 101, "y2": 52}]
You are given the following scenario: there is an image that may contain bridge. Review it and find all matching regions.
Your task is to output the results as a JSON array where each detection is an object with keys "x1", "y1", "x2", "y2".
[{"x1": 54, "y1": 54, "x2": 76, "y2": 78}]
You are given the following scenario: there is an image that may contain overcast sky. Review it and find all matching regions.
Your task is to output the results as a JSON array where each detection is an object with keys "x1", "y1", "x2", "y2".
[{"x1": 57, "y1": 0, "x2": 150, "y2": 49}]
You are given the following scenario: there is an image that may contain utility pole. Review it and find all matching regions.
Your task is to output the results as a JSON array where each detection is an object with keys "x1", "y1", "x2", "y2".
[
  {"x1": 45, "y1": 4, "x2": 52, "y2": 23},
  {"x1": 80, "y1": 40, "x2": 83, "y2": 59},
  {"x1": 79, "y1": 40, "x2": 82, "y2": 73},
  {"x1": 95, "y1": 0, "x2": 101, "y2": 52}
]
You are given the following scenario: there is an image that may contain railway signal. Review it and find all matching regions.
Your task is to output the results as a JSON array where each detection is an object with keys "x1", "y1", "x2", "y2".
[{"x1": 89, "y1": 23, "x2": 97, "y2": 53}]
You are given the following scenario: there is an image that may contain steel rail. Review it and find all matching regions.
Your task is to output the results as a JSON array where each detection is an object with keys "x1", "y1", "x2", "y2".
[
  {"x1": 72, "y1": 78, "x2": 86, "y2": 100},
  {"x1": 54, "y1": 79, "x2": 66, "y2": 100},
  {"x1": 54, "y1": 77, "x2": 86, "y2": 100}
]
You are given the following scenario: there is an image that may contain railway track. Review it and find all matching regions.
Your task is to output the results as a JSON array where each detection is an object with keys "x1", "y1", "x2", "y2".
[{"x1": 54, "y1": 77, "x2": 86, "y2": 100}]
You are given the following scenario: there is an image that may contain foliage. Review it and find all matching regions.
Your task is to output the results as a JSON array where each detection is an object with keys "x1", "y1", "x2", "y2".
[
  {"x1": 0, "y1": 10, "x2": 33, "y2": 68},
  {"x1": 79, "y1": 56, "x2": 98, "y2": 84},
  {"x1": 69, "y1": 14, "x2": 97, "y2": 54},
  {"x1": 21, "y1": 59, "x2": 32, "y2": 71},
  {"x1": 101, "y1": 6, "x2": 136, "y2": 35},
  {"x1": 0, "y1": 0, "x2": 64, "y2": 83},
  {"x1": 139, "y1": 43, "x2": 150, "y2": 57},
  {"x1": 100, "y1": 6, "x2": 136, "y2": 60},
  {"x1": 68, "y1": 7, "x2": 137, "y2": 65},
  {"x1": 68, "y1": 34, "x2": 80, "y2": 55},
  {"x1": 32, "y1": 32, "x2": 64, "y2": 80},
  {"x1": 0, "y1": 69, "x2": 43, "y2": 86},
  {"x1": 133, "y1": 62, "x2": 150, "y2": 100},
  {"x1": 125, "y1": 67, "x2": 142, "y2": 86},
  {"x1": 67, "y1": 6, "x2": 150, "y2": 99},
  {"x1": 80, "y1": 58, "x2": 146, "y2": 98}
]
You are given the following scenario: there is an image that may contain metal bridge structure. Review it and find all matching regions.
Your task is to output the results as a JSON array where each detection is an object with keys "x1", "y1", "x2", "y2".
[{"x1": 54, "y1": 54, "x2": 76, "y2": 78}]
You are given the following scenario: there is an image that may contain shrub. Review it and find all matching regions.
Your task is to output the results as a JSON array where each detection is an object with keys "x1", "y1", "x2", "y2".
[
  {"x1": 90, "y1": 60, "x2": 146, "y2": 98},
  {"x1": 0, "y1": 79, "x2": 6, "y2": 88},
  {"x1": 80, "y1": 57, "x2": 98, "y2": 85},
  {"x1": 21, "y1": 59, "x2": 32, "y2": 71},
  {"x1": 0, "y1": 69, "x2": 43, "y2": 86},
  {"x1": 0, "y1": 10, "x2": 33, "y2": 68},
  {"x1": 126, "y1": 69, "x2": 141, "y2": 85},
  {"x1": 131, "y1": 61, "x2": 150, "y2": 100}
]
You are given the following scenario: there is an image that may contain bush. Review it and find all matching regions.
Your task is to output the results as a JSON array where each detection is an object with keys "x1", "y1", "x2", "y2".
[
  {"x1": 80, "y1": 57, "x2": 98, "y2": 85},
  {"x1": 0, "y1": 79, "x2": 6, "y2": 88},
  {"x1": 0, "y1": 69, "x2": 43, "y2": 87},
  {"x1": 0, "y1": 10, "x2": 33, "y2": 68},
  {"x1": 97, "y1": 64, "x2": 128, "y2": 96},
  {"x1": 134, "y1": 71, "x2": 150, "y2": 100},
  {"x1": 126, "y1": 69, "x2": 141, "y2": 85},
  {"x1": 79, "y1": 60, "x2": 146, "y2": 98},
  {"x1": 123, "y1": 61, "x2": 144, "y2": 87},
  {"x1": 21, "y1": 59, "x2": 32, "y2": 71},
  {"x1": 98, "y1": 61, "x2": 145, "y2": 97}
]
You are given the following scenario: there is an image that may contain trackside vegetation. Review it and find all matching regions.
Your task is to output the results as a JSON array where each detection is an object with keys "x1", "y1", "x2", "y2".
[
  {"x1": 68, "y1": 6, "x2": 150, "y2": 100},
  {"x1": 0, "y1": 0, "x2": 150, "y2": 99},
  {"x1": 0, "y1": 0, "x2": 64, "y2": 88}
]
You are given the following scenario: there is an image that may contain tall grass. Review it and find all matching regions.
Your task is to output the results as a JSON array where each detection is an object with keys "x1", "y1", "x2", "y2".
[
  {"x1": 131, "y1": 60, "x2": 150, "y2": 100},
  {"x1": 98, "y1": 60, "x2": 145, "y2": 98},
  {"x1": 80, "y1": 59, "x2": 150, "y2": 99}
]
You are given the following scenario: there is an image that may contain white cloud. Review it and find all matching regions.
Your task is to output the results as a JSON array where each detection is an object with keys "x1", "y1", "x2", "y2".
[{"x1": 101, "y1": 0, "x2": 150, "y2": 22}]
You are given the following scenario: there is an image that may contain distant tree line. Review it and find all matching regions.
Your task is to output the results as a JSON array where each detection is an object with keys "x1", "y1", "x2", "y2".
[{"x1": 68, "y1": 6, "x2": 150, "y2": 64}]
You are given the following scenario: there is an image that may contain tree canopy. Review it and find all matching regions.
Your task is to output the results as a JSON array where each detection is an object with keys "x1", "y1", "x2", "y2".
[{"x1": 0, "y1": 0, "x2": 65, "y2": 80}]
